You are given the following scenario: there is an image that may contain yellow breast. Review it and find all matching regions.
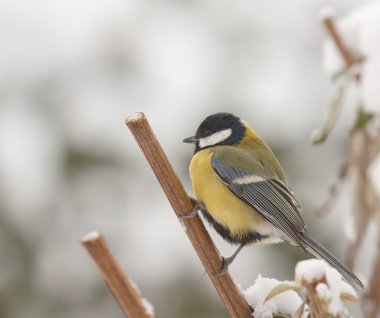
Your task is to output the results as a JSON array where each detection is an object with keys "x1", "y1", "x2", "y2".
[{"x1": 189, "y1": 148, "x2": 265, "y2": 238}]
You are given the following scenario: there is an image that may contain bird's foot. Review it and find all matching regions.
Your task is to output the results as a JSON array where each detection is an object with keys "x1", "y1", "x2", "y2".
[
  {"x1": 179, "y1": 197, "x2": 202, "y2": 220},
  {"x1": 214, "y1": 256, "x2": 235, "y2": 277},
  {"x1": 213, "y1": 244, "x2": 245, "y2": 277}
]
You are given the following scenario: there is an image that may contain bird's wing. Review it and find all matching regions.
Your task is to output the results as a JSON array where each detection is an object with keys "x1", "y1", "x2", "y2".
[{"x1": 211, "y1": 148, "x2": 307, "y2": 249}]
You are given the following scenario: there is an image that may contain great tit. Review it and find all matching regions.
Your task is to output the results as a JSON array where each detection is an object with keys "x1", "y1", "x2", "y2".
[{"x1": 183, "y1": 112, "x2": 363, "y2": 288}]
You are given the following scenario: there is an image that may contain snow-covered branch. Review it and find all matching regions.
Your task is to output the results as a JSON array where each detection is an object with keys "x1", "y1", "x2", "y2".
[{"x1": 242, "y1": 259, "x2": 358, "y2": 318}]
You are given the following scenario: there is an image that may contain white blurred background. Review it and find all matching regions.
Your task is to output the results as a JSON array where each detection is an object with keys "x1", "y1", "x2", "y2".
[{"x1": 0, "y1": 0, "x2": 369, "y2": 317}]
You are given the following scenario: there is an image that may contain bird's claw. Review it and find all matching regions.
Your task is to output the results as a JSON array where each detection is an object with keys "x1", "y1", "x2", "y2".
[
  {"x1": 214, "y1": 257, "x2": 233, "y2": 277},
  {"x1": 213, "y1": 244, "x2": 245, "y2": 277},
  {"x1": 179, "y1": 197, "x2": 201, "y2": 220}
]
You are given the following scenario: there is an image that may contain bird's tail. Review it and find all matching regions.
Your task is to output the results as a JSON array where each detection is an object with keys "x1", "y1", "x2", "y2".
[{"x1": 301, "y1": 232, "x2": 363, "y2": 289}]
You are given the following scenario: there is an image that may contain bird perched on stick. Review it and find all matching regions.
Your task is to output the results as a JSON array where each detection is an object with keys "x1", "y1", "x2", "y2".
[{"x1": 183, "y1": 112, "x2": 363, "y2": 289}]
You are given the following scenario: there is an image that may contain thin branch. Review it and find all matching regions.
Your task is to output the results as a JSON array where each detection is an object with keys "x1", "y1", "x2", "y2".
[
  {"x1": 322, "y1": 16, "x2": 356, "y2": 68},
  {"x1": 304, "y1": 282, "x2": 324, "y2": 318},
  {"x1": 364, "y1": 242, "x2": 380, "y2": 318},
  {"x1": 312, "y1": 13, "x2": 361, "y2": 145},
  {"x1": 81, "y1": 231, "x2": 154, "y2": 318},
  {"x1": 319, "y1": 9, "x2": 380, "y2": 317},
  {"x1": 346, "y1": 130, "x2": 372, "y2": 269},
  {"x1": 361, "y1": 173, "x2": 380, "y2": 318},
  {"x1": 125, "y1": 112, "x2": 252, "y2": 318},
  {"x1": 295, "y1": 302, "x2": 305, "y2": 318}
]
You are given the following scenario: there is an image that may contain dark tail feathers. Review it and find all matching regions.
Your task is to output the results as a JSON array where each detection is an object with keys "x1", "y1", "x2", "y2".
[{"x1": 301, "y1": 232, "x2": 363, "y2": 289}]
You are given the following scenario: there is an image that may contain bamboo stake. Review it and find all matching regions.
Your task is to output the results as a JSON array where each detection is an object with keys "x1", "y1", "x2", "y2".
[
  {"x1": 81, "y1": 231, "x2": 154, "y2": 318},
  {"x1": 125, "y1": 112, "x2": 252, "y2": 318}
]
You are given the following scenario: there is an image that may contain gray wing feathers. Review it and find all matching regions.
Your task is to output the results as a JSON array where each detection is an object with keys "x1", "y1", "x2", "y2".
[
  {"x1": 211, "y1": 153, "x2": 306, "y2": 250},
  {"x1": 211, "y1": 152, "x2": 364, "y2": 289},
  {"x1": 264, "y1": 180, "x2": 305, "y2": 230}
]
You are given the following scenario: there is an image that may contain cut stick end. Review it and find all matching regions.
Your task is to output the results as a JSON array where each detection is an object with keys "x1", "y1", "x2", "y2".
[
  {"x1": 125, "y1": 112, "x2": 146, "y2": 125},
  {"x1": 320, "y1": 10, "x2": 356, "y2": 69},
  {"x1": 318, "y1": 7, "x2": 336, "y2": 22},
  {"x1": 80, "y1": 231, "x2": 102, "y2": 244}
]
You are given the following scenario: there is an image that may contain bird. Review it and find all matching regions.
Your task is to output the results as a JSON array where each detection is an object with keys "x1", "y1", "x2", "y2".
[{"x1": 183, "y1": 112, "x2": 363, "y2": 289}]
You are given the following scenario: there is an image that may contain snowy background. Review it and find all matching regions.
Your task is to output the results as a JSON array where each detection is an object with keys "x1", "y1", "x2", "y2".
[{"x1": 0, "y1": 0, "x2": 373, "y2": 317}]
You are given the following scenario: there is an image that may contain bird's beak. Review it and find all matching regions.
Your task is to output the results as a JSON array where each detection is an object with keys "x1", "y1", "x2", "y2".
[{"x1": 183, "y1": 136, "x2": 198, "y2": 144}]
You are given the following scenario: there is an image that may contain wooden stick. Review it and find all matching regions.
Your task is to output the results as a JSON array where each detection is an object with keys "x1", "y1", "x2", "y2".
[
  {"x1": 125, "y1": 112, "x2": 252, "y2": 318},
  {"x1": 322, "y1": 15, "x2": 356, "y2": 68},
  {"x1": 81, "y1": 231, "x2": 154, "y2": 318}
]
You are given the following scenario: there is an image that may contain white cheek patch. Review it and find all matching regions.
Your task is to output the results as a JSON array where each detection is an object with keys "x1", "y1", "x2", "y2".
[
  {"x1": 233, "y1": 175, "x2": 265, "y2": 184},
  {"x1": 198, "y1": 128, "x2": 232, "y2": 148}
]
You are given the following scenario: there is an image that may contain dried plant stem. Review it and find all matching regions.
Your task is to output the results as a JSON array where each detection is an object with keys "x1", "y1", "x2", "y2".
[
  {"x1": 364, "y1": 243, "x2": 380, "y2": 318},
  {"x1": 125, "y1": 112, "x2": 252, "y2": 318},
  {"x1": 346, "y1": 130, "x2": 372, "y2": 269},
  {"x1": 81, "y1": 231, "x2": 154, "y2": 318},
  {"x1": 320, "y1": 9, "x2": 380, "y2": 317},
  {"x1": 305, "y1": 282, "x2": 324, "y2": 318},
  {"x1": 312, "y1": 15, "x2": 360, "y2": 145},
  {"x1": 295, "y1": 302, "x2": 305, "y2": 318},
  {"x1": 322, "y1": 16, "x2": 355, "y2": 68}
]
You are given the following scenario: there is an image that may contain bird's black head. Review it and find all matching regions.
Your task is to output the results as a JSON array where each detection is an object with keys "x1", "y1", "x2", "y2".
[{"x1": 183, "y1": 113, "x2": 246, "y2": 153}]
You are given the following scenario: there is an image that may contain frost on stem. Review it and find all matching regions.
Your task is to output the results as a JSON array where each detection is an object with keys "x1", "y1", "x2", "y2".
[
  {"x1": 81, "y1": 231, "x2": 101, "y2": 242},
  {"x1": 141, "y1": 298, "x2": 155, "y2": 317},
  {"x1": 128, "y1": 277, "x2": 155, "y2": 316},
  {"x1": 317, "y1": 6, "x2": 336, "y2": 21}
]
